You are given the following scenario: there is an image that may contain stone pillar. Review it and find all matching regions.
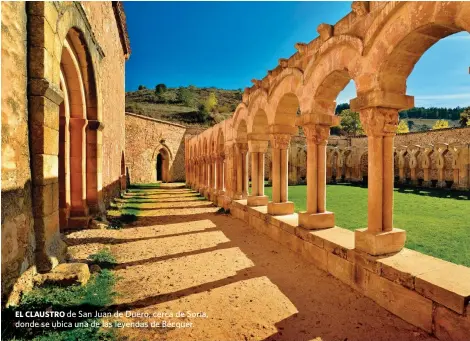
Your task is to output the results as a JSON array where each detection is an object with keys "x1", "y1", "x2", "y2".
[
  {"x1": 69, "y1": 117, "x2": 89, "y2": 218},
  {"x1": 235, "y1": 142, "x2": 248, "y2": 199},
  {"x1": 267, "y1": 129, "x2": 295, "y2": 215},
  {"x1": 435, "y1": 144, "x2": 448, "y2": 188},
  {"x1": 421, "y1": 146, "x2": 433, "y2": 187},
  {"x1": 407, "y1": 146, "x2": 420, "y2": 186},
  {"x1": 397, "y1": 146, "x2": 408, "y2": 185},
  {"x1": 354, "y1": 106, "x2": 406, "y2": 255},
  {"x1": 86, "y1": 120, "x2": 104, "y2": 214},
  {"x1": 326, "y1": 147, "x2": 334, "y2": 183},
  {"x1": 298, "y1": 123, "x2": 335, "y2": 229},
  {"x1": 247, "y1": 140, "x2": 269, "y2": 206}
]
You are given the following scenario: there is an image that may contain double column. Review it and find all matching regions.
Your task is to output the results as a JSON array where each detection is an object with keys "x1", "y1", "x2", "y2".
[
  {"x1": 352, "y1": 101, "x2": 408, "y2": 255},
  {"x1": 267, "y1": 125, "x2": 296, "y2": 215},
  {"x1": 297, "y1": 114, "x2": 338, "y2": 229},
  {"x1": 235, "y1": 142, "x2": 249, "y2": 199},
  {"x1": 247, "y1": 138, "x2": 269, "y2": 206}
]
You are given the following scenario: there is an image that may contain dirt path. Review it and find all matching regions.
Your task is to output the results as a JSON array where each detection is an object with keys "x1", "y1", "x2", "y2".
[{"x1": 65, "y1": 187, "x2": 436, "y2": 341}]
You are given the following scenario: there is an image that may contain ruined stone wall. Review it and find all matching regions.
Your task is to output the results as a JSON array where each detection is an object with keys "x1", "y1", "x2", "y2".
[
  {"x1": 350, "y1": 127, "x2": 470, "y2": 149},
  {"x1": 125, "y1": 113, "x2": 188, "y2": 183},
  {"x1": 1, "y1": 1, "x2": 36, "y2": 302},
  {"x1": 81, "y1": 2, "x2": 127, "y2": 205}
]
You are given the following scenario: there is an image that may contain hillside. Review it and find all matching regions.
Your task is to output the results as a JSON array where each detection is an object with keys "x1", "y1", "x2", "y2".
[{"x1": 125, "y1": 86, "x2": 243, "y2": 128}]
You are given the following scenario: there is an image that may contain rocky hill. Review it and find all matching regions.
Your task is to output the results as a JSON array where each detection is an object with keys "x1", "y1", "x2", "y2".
[{"x1": 125, "y1": 86, "x2": 243, "y2": 128}]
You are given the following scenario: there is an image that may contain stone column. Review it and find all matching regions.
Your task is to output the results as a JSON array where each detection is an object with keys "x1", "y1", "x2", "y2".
[
  {"x1": 69, "y1": 117, "x2": 89, "y2": 218},
  {"x1": 397, "y1": 146, "x2": 408, "y2": 185},
  {"x1": 326, "y1": 147, "x2": 334, "y2": 183},
  {"x1": 234, "y1": 142, "x2": 248, "y2": 199},
  {"x1": 407, "y1": 146, "x2": 420, "y2": 186},
  {"x1": 86, "y1": 120, "x2": 104, "y2": 214},
  {"x1": 435, "y1": 144, "x2": 448, "y2": 188},
  {"x1": 298, "y1": 124, "x2": 335, "y2": 229},
  {"x1": 354, "y1": 106, "x2": 406, "y2": 255},
  {"x1": 247, "y1": 140, "x2": 269, "y2": 206},
  {"x1": 267, "y1": 131, "x2": 295, "y2": 215},
  {"x1": 421, "y1": 146, "x2": 433, "y2": 187}
]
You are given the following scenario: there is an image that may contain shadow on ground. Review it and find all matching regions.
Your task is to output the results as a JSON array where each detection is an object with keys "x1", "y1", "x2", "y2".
[{"x1": 64, "y1": 185, "x2": 437, "y2": 341}]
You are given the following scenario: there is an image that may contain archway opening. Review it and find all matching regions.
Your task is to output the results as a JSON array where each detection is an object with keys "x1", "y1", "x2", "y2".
[{"x1": 156, "y1": 147, "x2": 171, "y2": 183}]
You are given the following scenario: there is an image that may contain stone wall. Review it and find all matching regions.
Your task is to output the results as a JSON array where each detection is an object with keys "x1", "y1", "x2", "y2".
[
  {"x1": 1, "y1": 1, "x2": 36, "y2": 302},
  {"x1": 81, "y1": 2, "x2": 127, "y2": 205},
  {"x1": 1, "y1": 1, "x2": 128, "y2": 303},
  {"x1": 125, "y1": 113, "x2": 189, "y2": 183}
]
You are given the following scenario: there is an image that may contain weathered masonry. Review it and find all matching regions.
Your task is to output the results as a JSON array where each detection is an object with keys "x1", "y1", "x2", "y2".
[
  {"x1": 185, "y1": 2, "x2": 470, "y2": 340},
  {"x1": 1, "y1": 1, "x2": 129, "y2": 303},
  {"x1": 124, "y1": 112, "x2": 199, "y2": 184}
]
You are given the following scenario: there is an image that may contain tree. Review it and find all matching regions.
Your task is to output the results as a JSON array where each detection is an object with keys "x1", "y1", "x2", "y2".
[
  {"x1": 204, "y1": 92, "x2": 218, "y2": 113},
  {"x1": 407, "y1": 120, "x2": 415, "y2": 130},
  {"x1": 432, "y1": 119, "x2": 449, "y2": 130},
  {"x1": 155, "y1": 83, "x2": 167, "y2": 95},
  {"x1": 335, "y1": 103, "x2": 350, "y2": 114},
  {"x1": 459, "y1": 108, "x2": 470, "y2": 127},
  {"x1": 138, "y1": 85, "x2": 146, "y2": 90},
  {"x1": 396, "y1": 120, "x2": 409, "y2": 134},
  {"x1": 338, "y1": 109, "x2": 364, "y2": 136},
  {"x1": 176, "y1": 87, "x2": 195, "y2": 107}
]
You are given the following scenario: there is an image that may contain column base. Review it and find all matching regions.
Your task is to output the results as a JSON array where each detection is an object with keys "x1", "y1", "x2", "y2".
[
  {"x1": 267, "y1": 201, "x2": 294, "y2": 216},
  {"x1": 298, "y1": 211, "x2": 335, "y2": 230},
  {"x1": 355, "y1": 228, "x2": 406, "y2": 256},
  {"x1": 233, "y1": 192, "x2": 243, "y2": 200},
  {"x1": 247, "y1": 195, "x2": 269, "y2": 207},
  {"x1": 422, "y1": 180, "x2": 432, "y2": 188},
  {"x1": 436, "y1": 180, "x2": 447, "y2": 189}
]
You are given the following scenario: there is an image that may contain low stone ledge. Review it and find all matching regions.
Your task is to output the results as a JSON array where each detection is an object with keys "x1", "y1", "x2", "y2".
[
  {"x1": 226, "y1": 200, "x2": 470, "y2": 339},
  {"x1": 377, "y1": 248, "x2": 446, "y2": 290},
  {"x1": 415, "y1": 262, "x2": 470, "y2": 314}
]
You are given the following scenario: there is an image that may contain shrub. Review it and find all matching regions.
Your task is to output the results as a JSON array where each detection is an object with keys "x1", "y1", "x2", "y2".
[
  {"x1": 88, "y1": 249, "x2": 117, "y2": 269},
  {"x1": 176, "y1": 87, "x2": 195, "y2": 107},
  {"x1": 155, "y1": 83, "x2": 167, "y2": 94}
]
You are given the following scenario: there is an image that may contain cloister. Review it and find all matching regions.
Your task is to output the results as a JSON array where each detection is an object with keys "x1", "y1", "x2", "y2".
[
  {"x1": 185, "y1": 2, "x2": 470, "y2": 337},
  {"x1": 186, "y1": 1, "x2": 470, "y2": 255}
]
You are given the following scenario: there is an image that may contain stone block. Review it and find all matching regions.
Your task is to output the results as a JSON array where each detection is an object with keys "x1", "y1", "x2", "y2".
[
  {"x1": 32, "y1": 154, "x2": 59, "y2": 186},
  {"x1": 359, "y1": 267, "x2": 433, "y2": 332},
  {"x1": 36, "y1": 263, "x2": 90, "y2": 287},
  {"x1": 348, "y1": 250, "x2": 382, "y2": 275},
  {"x1": 377, "y1": 248, "x2": 445, "y2": 290},
  {"x1": 355, "y1": 228, "x2": 406, "y2": 256},
  {"x1": 434, "y1": 304, "x2": 470, "y2": 341},
  {"x1": 294, "y1": 227, "x2": 325, "y2": 248},
  {"x1": 313, "y1": 227, "x2": 354, "y2": 259},
  {"x1": 32, "y1": 183, "x2": 55, "y2": 217},
  {"x1": 327, "y1": 252, "x2": 355, "y2": 286},
  {"x1": 267, "y1": 201, "x2": 294, "y2": 215},
  {"x1": 247, "y1": 195, "x2": 269, "y2": 206},
  {"x1": 302, "y1": 242, "x2": 328, "y2": 271},
  {"x1": 298, "y1": 211, "x2": 335, "y2": 230},
  {"x1": 415, "y1": 262, "x2": 470, "y2": 314}
]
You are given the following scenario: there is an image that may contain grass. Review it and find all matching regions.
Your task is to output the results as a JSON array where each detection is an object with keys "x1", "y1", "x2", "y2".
[
  {"x1": 88, "y1": 249, "x2": 117, "y2": 269},
  {"x1": 2, "y1": 270, "x2": 118, "y2": 340},
  {"x1": 264, "y1": 184, "x2": 470, "y2": 267}
]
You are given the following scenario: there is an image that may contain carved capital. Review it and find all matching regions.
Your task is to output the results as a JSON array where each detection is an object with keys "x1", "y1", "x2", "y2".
[
  {"x1": 317, "y1": 23, "x2": 333, "y2": 42},
  {"x1": 270, "y1": 133, "x2": 291, "y2": 150},
  {"x1": 303, "y1": 124, "x2": 330, "y2": 145},
  {"x1": 278, "y1": 58, "x2": 289, "y2": 68},
  {"x1": 236, "y1": 143, "x2": 248, "y2": 154},
  {"x1": 295, "y1": 42, "x2": 308, "y2": 55},
  {"x1": 352, "y1": 1, "x2": 369, "y2": 16},
  {"x1": 359, "y1": 107, "x2": 398, "y2": 137}
]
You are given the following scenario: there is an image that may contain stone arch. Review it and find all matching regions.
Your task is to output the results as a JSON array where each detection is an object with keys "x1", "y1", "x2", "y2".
[
  {"x1": 267, "y1": 69, "x2": 304, "y2": 126},
  {"x1": 247, "y1": 90, "x2": 269, "y2": 134},
  {"x1": 303, "y1": 42, "x2": 361, "y2": 115},
  {"x1": 363, "y1": 1, "x2": 470, "y2": 95},
  {"x1": 232, "y1": 103, "x2": 248, "y2": 134},
  {"x1": 360, "y1": 151, "x2": 368, "y2": 180},
  {"x1": 235, "y1": 119, "x2": 248, "y2": 142},
  {"x1": 28, "y1": 2, "x2": 104, "y2": 272},
  {"x1": 155, "y1": 146, "x2": 171, "y2": 183}
]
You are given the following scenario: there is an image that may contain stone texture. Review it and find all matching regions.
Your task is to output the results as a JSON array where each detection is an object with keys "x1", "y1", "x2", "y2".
[
  {"x1": 415, "y1": 263, "x2": 470, "y2": 314},
  {"x1": 434, "y1": 304, "x2": 470, "y2": 341},
  {"x1": 35, "y1": 263, "x2": 90, "y2": 287}
]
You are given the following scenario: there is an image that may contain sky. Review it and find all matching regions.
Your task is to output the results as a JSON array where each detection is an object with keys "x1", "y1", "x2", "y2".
[{"x1": 123, "y1": 1, "x2": 470, "y2": 109}]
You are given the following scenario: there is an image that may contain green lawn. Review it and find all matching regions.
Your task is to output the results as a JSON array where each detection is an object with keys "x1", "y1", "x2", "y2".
[{"x1": 263, "y1": 184, "x2": 470, "y2": 267}]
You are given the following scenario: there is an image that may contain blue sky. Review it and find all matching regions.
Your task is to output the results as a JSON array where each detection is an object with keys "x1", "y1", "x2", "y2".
[{"x1": 123, "y1": 1, "x2": 470, "y2": 108}]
